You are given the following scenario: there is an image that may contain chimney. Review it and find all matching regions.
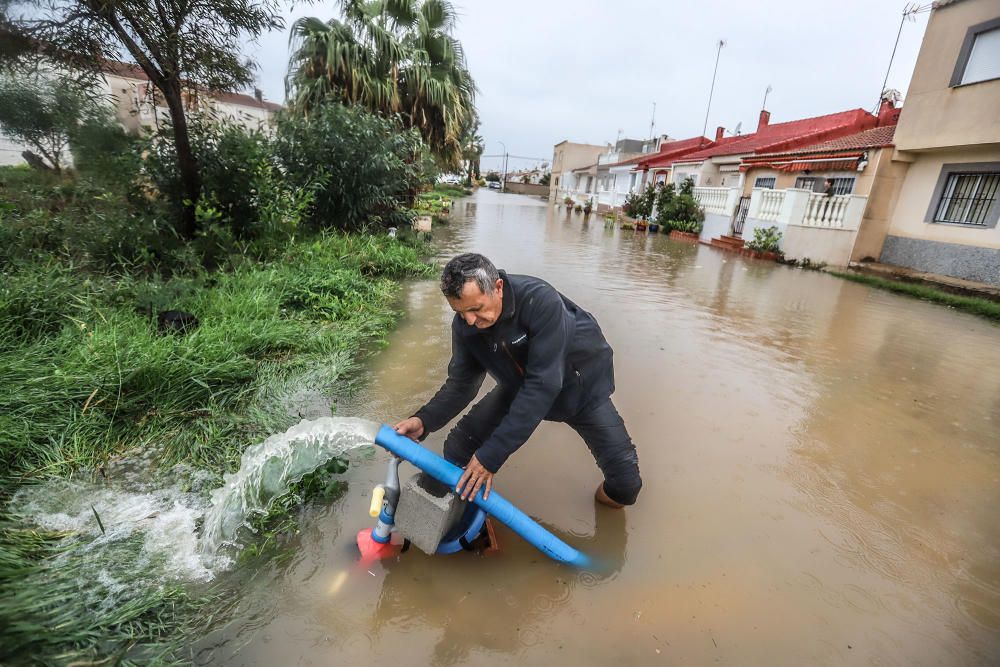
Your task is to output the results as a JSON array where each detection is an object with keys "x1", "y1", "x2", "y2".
[
  {"x1": 254, "y1": 87, "x2": 263, "y2": 103},
  {"x1": 715, "y1": 126, "x2": 725, "y2": 142},
  {"x1": 758, "y1": 109, "x2": 771, "y2": 130},
  {"x1": 877, "y1": 97, "x2": 901, "y2": 126}
]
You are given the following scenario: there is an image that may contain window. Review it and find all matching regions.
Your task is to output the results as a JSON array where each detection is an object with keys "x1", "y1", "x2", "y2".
[
  {"x1": 754, "y1": 177, "x2": 776, "y2": 189},
  {"x1": 951, "y1": 18, "x2": 1000, "y2": 87},
  {"x1": 962, "y1": 27, "x2": 1000, "y2": 84},
  {"x1": 933, "y1": 172, "x2": 1000, "y2": 226},
  {"x1": 629, "y1": 173, "x2": 637, "y2": 189},
  {"x1": 794, "y1": 176, "x2": 854, "y2": 194}
]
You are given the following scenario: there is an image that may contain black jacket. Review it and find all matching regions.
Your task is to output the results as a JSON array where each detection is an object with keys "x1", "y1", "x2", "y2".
[{"x1": 414, "y1": 271, "x2": 615, "y2": 472}]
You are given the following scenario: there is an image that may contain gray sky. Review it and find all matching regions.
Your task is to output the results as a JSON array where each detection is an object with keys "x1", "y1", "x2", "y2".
[{"x1": 250, "y1": 1, "x2": 930, "y2": 173}]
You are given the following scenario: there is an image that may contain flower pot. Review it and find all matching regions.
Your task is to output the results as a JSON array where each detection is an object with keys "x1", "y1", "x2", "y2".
[{"x1": 648, "y1": 223, "x2": 660, "y2": 233}]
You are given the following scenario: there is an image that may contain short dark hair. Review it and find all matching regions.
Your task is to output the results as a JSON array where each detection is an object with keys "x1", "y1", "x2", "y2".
[{"x1": 440, "y1": 253, "x2": 500, "y2": 299}]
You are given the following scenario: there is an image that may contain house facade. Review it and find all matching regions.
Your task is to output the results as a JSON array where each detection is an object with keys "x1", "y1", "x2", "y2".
[
  {"x1": 732, "y1": 114, "x2": 905, "y2": 266},
  {"x1": 1, "y1": 61, "x2": 282, "y2": 167},
  {"x1": 549, "y1": 140, "x2": 609, "y2": 202},
  {"x1": 877, "y1": 0, "x2": 1000, "y2": 285}
]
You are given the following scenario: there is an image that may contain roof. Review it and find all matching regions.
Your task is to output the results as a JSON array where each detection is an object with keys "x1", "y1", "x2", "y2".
[
  {"x1": 100, "y1": 60, "x2": 283, "y2": 111},
  {"x1": 672, "y1": 108, "x2": 878, "y2": 164},
  {"x1": 751, "y1": 124, "x2": 897, "y2": 159},
  {"x1": 609, "y1": 136, "x2": 712, "y2": 170}
]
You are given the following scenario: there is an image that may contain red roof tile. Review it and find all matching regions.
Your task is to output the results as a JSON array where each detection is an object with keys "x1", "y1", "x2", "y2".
[
  {"x1": 671, "y1": 108, "x2": 878, "y2": 164},
  {"x1": 618, "y1": 136, "x2": 713, "y2": 170},
  {"x1": 750, "y1": 124, "x2": 897, "y2": 159}
]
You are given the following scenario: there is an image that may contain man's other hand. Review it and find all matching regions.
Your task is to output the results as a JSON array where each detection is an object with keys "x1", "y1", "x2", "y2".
[
  {"x1": 393, "y1": 416, "x2": 424, "y2": 440},
  {"x1": 455, "y1": 454, "x2": 493, "y2": 501}
]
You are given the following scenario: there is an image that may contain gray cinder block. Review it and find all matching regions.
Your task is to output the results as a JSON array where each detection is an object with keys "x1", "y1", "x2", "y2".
[{"x1": 393, "y1": 472, "x2": 466, "y2": 555}]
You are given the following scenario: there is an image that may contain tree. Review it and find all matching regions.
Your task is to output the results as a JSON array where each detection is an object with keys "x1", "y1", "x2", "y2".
[
  {"x1": 538, "y1": 172, "x2": 551, "y2": 186},
  {"x1": 459, "y1": 112, "x2": 483, "y2": 185},
  {"x1": 287, "y1": 0, "x2": 476, "y2": 167},
  {"x1": 484, "y1": 171, "x2": 499, "y2": 183},
  {"x1": 0, "y1": 70, "x2": 92, "y2": 173},
  {"x1": 2, "y1": 1, "x2": 285, "y2": 238}
]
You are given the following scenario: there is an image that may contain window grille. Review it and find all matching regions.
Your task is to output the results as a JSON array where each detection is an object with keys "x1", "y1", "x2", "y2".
[
  {"x1": 829, "y1": 177, "x2": 855, "y2": 195},
  {"x1": 934, "y1": 172, "x2": 1000, "y2": 226},
  {"x1": 754, "y1": 177, "x2": 776, "y2": 189}
]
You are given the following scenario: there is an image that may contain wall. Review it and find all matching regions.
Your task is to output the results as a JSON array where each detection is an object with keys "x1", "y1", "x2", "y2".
[
  {"x1": 880, "y1": 145, "x2": 1000, "y2": 283},
  {"x1": 742, "y1": 217, "x2": 789, "y2": 252},
  {"x1": 699, "y1": 211, "x2": 732, "y2": 242},
  {"x1": 893, "y1": 0, "x2": 1000, "y2": 151},
  {"x1": 503, "y1": 181, "x2": 550, "y2": 197},
  {"x1": 883, "y1": 145, "x2": 1000, "y2": 248},
  {"x1": 783, "y1": 226, "x2": 859, "y2": 267},
  {"x1": 850, "y1": 151, "x2": 910, "y2": 261}
]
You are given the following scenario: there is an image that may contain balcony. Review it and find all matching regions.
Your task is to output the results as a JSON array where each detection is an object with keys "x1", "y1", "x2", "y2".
[{"x1": 747, "y1": 187, "x2": 868, "y2": 230}]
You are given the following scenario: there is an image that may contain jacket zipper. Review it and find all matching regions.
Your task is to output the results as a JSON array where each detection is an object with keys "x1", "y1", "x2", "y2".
[{"x1": 501, "y1": 340, "x2": 525, "y2": 377}]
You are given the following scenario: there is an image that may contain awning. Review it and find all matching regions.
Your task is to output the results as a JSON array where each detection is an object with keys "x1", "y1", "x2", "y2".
[{"x1": 740, "y1": 152, "x2": 863, "y2": 173}]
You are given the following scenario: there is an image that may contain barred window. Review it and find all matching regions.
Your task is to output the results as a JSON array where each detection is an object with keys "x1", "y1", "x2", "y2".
[
  {"x1": 934, "y1": 172, "x2": 1000, "y2": 226},
  {"x1": 829, "y1": 177, "x2": 855, "y2": 195},
  {"x1": 754, "y1": 177, "x2": 776, "y2": 189}
]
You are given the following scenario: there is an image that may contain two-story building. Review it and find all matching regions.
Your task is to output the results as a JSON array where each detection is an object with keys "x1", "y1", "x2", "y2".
[
  {"x1": 877, "y1": 0, "x2": 1000, "y2": 285},
  {"x1": 1, "y1": 60, "x2": 282, "y2": 167},
  {"x1": 549, "y1": 140, "x2": 610, "y2": 203}
]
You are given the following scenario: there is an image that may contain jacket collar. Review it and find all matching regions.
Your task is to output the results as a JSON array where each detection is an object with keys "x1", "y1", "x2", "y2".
[{"x1": 496, "y1": 270, "x2": 516, "y2": 323}]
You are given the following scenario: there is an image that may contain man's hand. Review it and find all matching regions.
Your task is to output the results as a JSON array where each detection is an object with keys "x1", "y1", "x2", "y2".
[
  {"x1": 455, "y1": 454, "x2": 493, "y2": 501},
  {"x1": 393, "y1": 416, "x2": 424, "y2": 440}
]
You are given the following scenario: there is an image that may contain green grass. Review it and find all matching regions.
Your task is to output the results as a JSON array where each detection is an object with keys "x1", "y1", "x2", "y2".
[
  {"x1": 828, "y1": 270, "x2": 1000, "y2": 322},
  {"x1": 0, "y1": 226, "x2": 434, "y2": 664}
]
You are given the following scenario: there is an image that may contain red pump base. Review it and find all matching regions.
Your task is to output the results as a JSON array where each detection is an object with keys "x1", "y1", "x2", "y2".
[{"x1": 356, "y1": 529, "x2": 404, "y2": 565}]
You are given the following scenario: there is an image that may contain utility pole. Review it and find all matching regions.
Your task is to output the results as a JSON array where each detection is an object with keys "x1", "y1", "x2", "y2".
[
  {"x1": 497, "y1": 141, "x2": 507, "y2": 192},
  {"x1": 762, "y1": 84, "x2": 772, "y2": 111},
  {"x1": 648, "y1": 103, "x2": 656, "y2": 141},
  {"x1": 701, "y1": 39, "x2": 726, "y2": 144}
]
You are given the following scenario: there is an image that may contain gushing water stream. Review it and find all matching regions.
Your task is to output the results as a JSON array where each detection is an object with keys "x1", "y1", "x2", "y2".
[
  {"x1": 11, "y1": 417, "x2": 381, "y2": 603},
  {"x1": 199, "y1": 417, "x2": 379, "y2": 559}
]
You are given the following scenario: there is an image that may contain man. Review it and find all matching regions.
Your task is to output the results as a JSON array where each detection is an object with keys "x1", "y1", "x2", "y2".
[{"x1": 393, "y1": 253, "x2": 641, "y2": 508}]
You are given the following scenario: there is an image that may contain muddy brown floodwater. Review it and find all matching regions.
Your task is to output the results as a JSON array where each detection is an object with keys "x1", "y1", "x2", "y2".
[{"x1": 196, "y1": 190, "x2": 1000, "y2": 666}]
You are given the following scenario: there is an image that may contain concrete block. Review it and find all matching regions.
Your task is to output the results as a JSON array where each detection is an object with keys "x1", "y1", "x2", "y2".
[{"x1": 393, "y1": 472, "x2": 465, "y2": 555}]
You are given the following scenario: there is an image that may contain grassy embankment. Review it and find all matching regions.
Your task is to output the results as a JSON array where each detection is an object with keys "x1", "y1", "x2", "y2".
[
  {"x1": 0, "y1": 166, "x2": 439, "y2": 664},
  {"x1": 828, "y1": 269, "x2": 1000, "y2": 322}
]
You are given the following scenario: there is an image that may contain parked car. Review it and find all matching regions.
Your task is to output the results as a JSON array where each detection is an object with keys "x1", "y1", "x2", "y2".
[{"x1": 488, "y1": 181, "x2": 501, "y2": 190}]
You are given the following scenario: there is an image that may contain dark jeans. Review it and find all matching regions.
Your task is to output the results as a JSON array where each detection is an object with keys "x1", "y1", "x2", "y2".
[{"x1": 442, "y1": 386, "x2": 642, "y2": 505}]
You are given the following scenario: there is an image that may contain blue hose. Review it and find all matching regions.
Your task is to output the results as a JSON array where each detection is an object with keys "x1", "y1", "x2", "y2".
[{"x1": 374, "y1": 425, "x2": 590, "y2": 567}]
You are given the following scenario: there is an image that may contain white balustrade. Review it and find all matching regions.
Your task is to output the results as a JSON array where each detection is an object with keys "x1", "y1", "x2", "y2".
[
  {"x1": 758, "y1": 189, "x2": 785, "y2": 221},
  {"x1": 692, "y1": 187, "x2": 730, "y2": 214},
  {"x1": 799, "y1": 194, "x2": 869, "y2": 229}
]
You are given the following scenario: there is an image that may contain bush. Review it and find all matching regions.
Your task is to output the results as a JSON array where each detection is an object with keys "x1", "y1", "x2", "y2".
[
  {"x1": 69, "y1": 112, "x2": 140, "y2": 186},
  {"x1": 747, "y1": 225, "x2": 782, "y2": 253},
  {"x1": 273, "y1": 105, "x2": 428, "y2": 230}
]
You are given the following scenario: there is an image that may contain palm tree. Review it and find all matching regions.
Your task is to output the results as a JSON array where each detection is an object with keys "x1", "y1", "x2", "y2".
[
  {"x1": 287, "y1": 0, "x2": 476, "y2": 166},
  {"x1": 459, "y1": 113, "x2": 483, "y2": 184}
]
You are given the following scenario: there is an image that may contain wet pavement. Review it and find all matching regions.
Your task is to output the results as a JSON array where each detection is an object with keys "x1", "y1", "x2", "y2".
[{"x1": 197, "y1": 189, "x2": 1000, "y2": 666}]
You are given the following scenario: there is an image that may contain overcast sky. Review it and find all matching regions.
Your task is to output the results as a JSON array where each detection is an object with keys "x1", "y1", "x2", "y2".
[{"x1": 250, "y1": 1, "x2": 930, "y2": 173}]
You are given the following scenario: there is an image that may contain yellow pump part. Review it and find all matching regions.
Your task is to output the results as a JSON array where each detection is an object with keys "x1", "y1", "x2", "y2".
[{"x1": 369, "y1": 485, "x2": 385, "y2": 517}]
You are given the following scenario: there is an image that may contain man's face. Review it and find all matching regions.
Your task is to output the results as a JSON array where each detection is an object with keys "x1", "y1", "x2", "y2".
[{"x1": 447, "y1": 278, "x2": 504, "y2": 329}]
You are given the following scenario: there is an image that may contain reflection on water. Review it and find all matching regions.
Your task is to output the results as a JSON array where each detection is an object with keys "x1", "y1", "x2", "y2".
[{"x1": 196, "y1": 190, "x2": 1000, "y2": 665}]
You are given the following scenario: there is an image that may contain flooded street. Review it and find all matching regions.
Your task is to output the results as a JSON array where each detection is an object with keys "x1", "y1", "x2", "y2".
[{"x1": 198, "y1": 190, "x2": 1000, "y2": 666}]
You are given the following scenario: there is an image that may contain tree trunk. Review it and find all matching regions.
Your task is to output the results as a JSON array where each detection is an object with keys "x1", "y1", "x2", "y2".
[{"x1": 162, "y1": 79, "x2": 200, "y2": 239}]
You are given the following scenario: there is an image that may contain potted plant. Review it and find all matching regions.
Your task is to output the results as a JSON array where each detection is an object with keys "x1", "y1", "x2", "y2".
[
  {"x1": 563, "y1": 196, "x2": 574, "y2": 208},
  {"x1": 574, "y1": 203, "x2": 583, "y2": 212},
  {"x1": 583, "y1": 198, "x2": 593, "y2": 215},
  {"x1": 744, "y1": 225, "x2": 783, "y2": 260}
]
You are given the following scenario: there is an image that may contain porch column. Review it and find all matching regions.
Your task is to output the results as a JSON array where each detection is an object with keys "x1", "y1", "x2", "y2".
[
  {"x1": 722, "y1": 187, "x2": 740, "y2": 216},
  {"x1": 841, "y1": 195, "x2": 868, "y2": 231},
  {"x1": 747, "y1": 188, "x2": 765, "y2": 218},
  {"x1": 778, "y1": 188, "x2": 812, "y2": 226}
]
